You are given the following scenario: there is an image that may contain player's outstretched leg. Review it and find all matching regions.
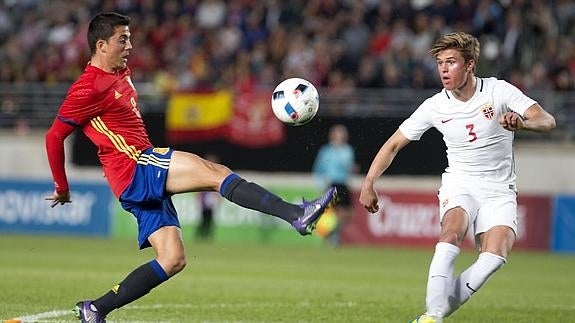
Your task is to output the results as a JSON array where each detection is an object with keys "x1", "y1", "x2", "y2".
[
  {"x1": 219, "y1": 173, "x2": 337, "y2": 235},
  {"x1": 292, "y1": 186, "x2": 337, "y2": 235},
  {"x1": 409, "y1": 313, "x2": 442, "y2": 323},
  {"x1": 74, "y1": 300, "x2": 106, "y2": 323}
]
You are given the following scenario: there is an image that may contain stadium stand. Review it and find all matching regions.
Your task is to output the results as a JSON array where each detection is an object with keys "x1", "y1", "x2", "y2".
[{"x1": 0, "y1": 0, "x2": 573, "y2": 139}]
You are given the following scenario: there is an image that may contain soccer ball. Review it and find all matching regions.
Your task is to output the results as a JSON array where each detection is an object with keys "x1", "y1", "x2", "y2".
[{"x1": 271, "y1": 78, "x2": 319, "y2": 126}]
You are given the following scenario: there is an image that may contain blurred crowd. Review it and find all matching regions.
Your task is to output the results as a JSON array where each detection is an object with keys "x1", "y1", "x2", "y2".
[{"x1": 0, "y1": 0, "x2": 574, "y2": 94}]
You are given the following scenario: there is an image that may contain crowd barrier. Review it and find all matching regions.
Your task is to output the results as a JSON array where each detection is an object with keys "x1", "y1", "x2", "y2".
[
  {"x1": 552, "y1": 196, "x2": 575, "y2": 253},
  {"x1": 1, "y1": 178, "x2": 573, "y2": 253},
  {"x1": 341, "y1": 191, "x2": 552, "y2": 251},
  {"x1": 0, "y1": 179, "x2": 111, "y2": 236}
]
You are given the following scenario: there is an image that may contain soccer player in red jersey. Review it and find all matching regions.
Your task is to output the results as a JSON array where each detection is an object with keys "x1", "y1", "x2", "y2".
[{"x1": 45, "y1": 12, "x2": 336, "y2": 322}]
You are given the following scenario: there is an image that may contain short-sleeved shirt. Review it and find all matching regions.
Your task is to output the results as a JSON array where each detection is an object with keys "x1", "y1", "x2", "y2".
[
  {"x1": 312, "y1": 144, "x2": 355, "y2": 185},
  {"x1": 56, "y1": 65, "x2": 153, "y2": 197},
  {"x1": 399, "y1": 77, "x2": 536, "y2": 183}
]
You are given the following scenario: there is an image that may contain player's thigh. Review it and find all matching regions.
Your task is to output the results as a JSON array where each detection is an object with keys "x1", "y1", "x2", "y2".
[
  {"x1": 438, "y1": 184, "x2": 478, "y2": 244},
  {"x1": 440, "y1": 207, "x2": 470, "y2": 245},
  {"x1": 476, "y1": 197, "x2": 517, "y2": 257},
  {"x1": 166, "y1": 150, "x2": 232, "y2": 194}
]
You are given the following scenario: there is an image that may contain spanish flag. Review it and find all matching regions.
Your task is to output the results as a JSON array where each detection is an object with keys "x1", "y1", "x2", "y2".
[{"x1": 166, "y1": 90, "x2": 233, "y2": 143}]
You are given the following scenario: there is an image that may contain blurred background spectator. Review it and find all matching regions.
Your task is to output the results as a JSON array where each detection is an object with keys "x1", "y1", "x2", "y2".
[
  {"x1": 312, "y1": 124, "x2": 357, "y2": 247},
  {"x1": 0, "y1": 0, "x2": 573, "y2": 94},
  {"x1": 195, "y1": 152, "x2": 221, "y2": 242}
]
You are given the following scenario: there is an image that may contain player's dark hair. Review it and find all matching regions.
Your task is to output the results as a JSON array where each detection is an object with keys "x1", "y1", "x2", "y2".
[
  {"x1": 87, "y1": 12, "x2": 131, "y2": 56},
  {"x1": 428, "y1": 32, "x2": 480, "y2": 65}
]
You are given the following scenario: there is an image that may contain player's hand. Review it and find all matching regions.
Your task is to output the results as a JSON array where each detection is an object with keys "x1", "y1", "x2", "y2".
[
  {"x1": 45, "y1": 190, "x2": 71, "y2": 207},
  {"x1": 359, "y1": 185, "x2": 379, "y2": 213},
  {"x1": 499, "y1": 112, "x2": 525, "y2": 132}
]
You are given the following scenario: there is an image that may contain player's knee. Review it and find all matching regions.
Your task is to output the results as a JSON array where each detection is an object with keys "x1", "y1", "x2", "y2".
[
  {"x1": 205, "y1": 161, "x2": 233, "y2": 186},
  {"x1": 204, "y1": 158, "x2": 230, "y2": 174},
  {"x1": 162, "y1": 254, "x2": 187, "y2": 276},
  {"x1": 439, "y1": 231, "x2": 465, "y2": 246},
  {"x1": 479, "y1": 227, "x2": 515, "y2": 258},
  {"x1": 173, "y1": 255, "x2": 187, "y2": 273}
]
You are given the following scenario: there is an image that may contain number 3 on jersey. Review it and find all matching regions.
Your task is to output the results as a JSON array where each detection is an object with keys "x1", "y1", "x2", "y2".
[{"x1": 466, "y1": 124, "x2": 478, "y2": 142}]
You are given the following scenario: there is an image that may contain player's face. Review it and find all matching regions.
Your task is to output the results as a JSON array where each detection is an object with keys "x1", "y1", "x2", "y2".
[
  {"x1": 435, "y1": 49, "x2": 473, "y2": 91},
  {"x1": 104, "y1": 25, "x2": 132, "y2": 71}
]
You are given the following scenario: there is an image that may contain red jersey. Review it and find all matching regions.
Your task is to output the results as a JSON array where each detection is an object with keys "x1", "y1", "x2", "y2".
[{"x1": 46, "y1": 64, "x2": 152, "y2": 197}]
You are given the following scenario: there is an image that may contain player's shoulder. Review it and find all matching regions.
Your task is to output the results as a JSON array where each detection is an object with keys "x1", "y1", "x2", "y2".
[
  {"x1": 65, "y1": 71, "x2": 96, "y2": 101},
  {"x1": 422, "y1": 89, "x2": 449, "y2": 107},
  {"x1": 70, "y1": 65, "x2": 123, "y2": 95},
  {"x1": 478, "y1": 76, "x2": 514, "y2": 91}
]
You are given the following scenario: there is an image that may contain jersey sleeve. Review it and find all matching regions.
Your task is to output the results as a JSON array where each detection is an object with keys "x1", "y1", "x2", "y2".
[
  {"x1": 57, "y1": 76, "x2": 106, "y2": 126},
  {"x1": 46, "y1": 72, "x2": 109, "y2": 193},
  {"x1": 45, "y1": 118, "x2": 76, "y2": 193},
  {"x1": 398, "y1": 99, "x2": 434, "y2": 141},
  {"x1": 497, "y1": 80, "x2": 537, "y2": 116}
]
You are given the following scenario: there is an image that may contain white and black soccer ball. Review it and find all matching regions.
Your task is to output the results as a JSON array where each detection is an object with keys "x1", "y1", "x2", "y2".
[{"x1": 271, "y1": 78, "x2": 319, "y2": 126}]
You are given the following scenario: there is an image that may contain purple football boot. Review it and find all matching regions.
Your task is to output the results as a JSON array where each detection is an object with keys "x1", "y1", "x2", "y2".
[
  {"x1": 292, "y1": 186, "x2": 337, "y2": 235},
  {"x1": 74, "y1": 301, "x2": 106, "y2": 323}
]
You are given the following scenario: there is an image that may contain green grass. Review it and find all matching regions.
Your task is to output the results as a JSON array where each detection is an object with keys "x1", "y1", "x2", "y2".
[{"x1": 1, "y1": 234, "x2": 574, "y2": 322}]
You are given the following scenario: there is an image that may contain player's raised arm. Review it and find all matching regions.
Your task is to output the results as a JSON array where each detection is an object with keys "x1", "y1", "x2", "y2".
[
  {"x1": 45, "y1": 117, "x2": 75, "y2": 207},
  {"x1": 499, "y1": 103, "x2": 556, "y2": 133},
  {"x1": 359, "y1": 129, "x2": 410, "y2": 213}
]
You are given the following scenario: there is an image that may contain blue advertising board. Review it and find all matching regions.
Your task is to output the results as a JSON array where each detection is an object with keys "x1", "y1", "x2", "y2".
[
  {"x1": 0, "y1": 179, "x2": 113, "y2": 236},
  {"x1": 551, "y1": 196, "x2": 575, "y2": 253}
]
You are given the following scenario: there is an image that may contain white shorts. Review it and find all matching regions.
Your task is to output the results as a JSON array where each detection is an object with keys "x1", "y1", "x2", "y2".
[{"x1": 437, "y1": 173, "x2": 518, "y2": 239}]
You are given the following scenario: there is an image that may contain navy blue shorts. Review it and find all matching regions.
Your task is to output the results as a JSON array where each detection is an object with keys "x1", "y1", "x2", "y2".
[{"x1": 120, "y1": 147, "x2": 180, "y2": 249}]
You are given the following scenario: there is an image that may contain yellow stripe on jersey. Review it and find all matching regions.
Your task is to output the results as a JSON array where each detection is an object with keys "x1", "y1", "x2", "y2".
[
  {"x1": 137, "y1": 153, "x2": 170, "y2": 169},
  {"x1": 90, "y1": 117, "x2": 141, "y2": 161}
]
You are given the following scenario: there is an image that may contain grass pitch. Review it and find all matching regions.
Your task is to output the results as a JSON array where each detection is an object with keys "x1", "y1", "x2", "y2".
[{"x1": 1, "y1": 234, "x2": 574, "y2": 322}]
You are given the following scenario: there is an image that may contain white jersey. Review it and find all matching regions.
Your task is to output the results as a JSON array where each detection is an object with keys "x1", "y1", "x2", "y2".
[{"x1": 399, "y1": 77, "x2": 536, "y2": 183}]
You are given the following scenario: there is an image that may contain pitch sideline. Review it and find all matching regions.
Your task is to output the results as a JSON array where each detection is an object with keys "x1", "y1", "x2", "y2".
[{"x1": 11, "y1": 301, "x2": 358, "y2": 322}]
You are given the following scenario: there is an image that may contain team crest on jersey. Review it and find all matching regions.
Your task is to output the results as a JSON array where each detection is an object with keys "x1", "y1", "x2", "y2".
[
  {"x1": 153, "y1": 147, "x2": 170, "y2": 155},
  {"x1": 442, "y1": 198, "x2": 449, "y2": 208},
  {"x1": 481, "y1": 103, "x2": 495, "y2": 120}
]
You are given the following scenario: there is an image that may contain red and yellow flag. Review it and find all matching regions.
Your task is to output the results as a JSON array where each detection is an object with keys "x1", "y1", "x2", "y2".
[
  {"x1": 227, "y1": 89, "x2": 285, "y2": 148},
  {"x1": 166, "y1": 90, "x2": 233, "y2": 143}
]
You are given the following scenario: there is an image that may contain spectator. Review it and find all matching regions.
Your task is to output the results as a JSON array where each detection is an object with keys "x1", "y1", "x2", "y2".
[
  {"x1": 313, "y1": 124, "x2": 356, "y2": 247},
  {"x1": 0, "y1": 0, "x2": 572, "y2": 93},
  {"x1": 195, "y1": 153, "x2": 221, "y2": 241}
]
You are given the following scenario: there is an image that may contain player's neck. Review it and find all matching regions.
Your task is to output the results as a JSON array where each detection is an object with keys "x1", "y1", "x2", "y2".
[
  {"x1": 89, "y1": 56, "x2": 117, "y2": 74},
  {"x1": 451, "y1": 75, "x2": 476, "y2": 102}
]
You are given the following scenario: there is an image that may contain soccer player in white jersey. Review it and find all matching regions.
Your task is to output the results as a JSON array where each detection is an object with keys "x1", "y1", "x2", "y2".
[{"x1": 359, "y1": 32, "x2": 556, "y2": 323}]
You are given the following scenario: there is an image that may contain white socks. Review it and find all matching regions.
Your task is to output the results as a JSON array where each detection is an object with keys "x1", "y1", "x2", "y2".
[
  {"x1": 444, "y1": 252, "x2": 506, "y2": 316},
  {"x1": 425, "y1": 242, "x2": 460, "y2": 317},
  {"x1": 425, "y1": 244, "x2": 507, "y2": 318}
]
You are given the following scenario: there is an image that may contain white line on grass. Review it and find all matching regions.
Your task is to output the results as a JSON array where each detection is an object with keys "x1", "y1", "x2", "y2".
[
  {"x1": 13, "y1": 309, "x2": 70, "y2": 322},
  {"x1": 14, "y1": 302, "x2": 357, "y2": 323},
  {"x1": 16, "y1": 302, "x2": 575, "y2": 322}
]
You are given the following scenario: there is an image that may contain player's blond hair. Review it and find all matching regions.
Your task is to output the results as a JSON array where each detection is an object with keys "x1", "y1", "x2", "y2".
[{"x1": 428, "y1": 32, "x2": 480, "y2": 65}]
